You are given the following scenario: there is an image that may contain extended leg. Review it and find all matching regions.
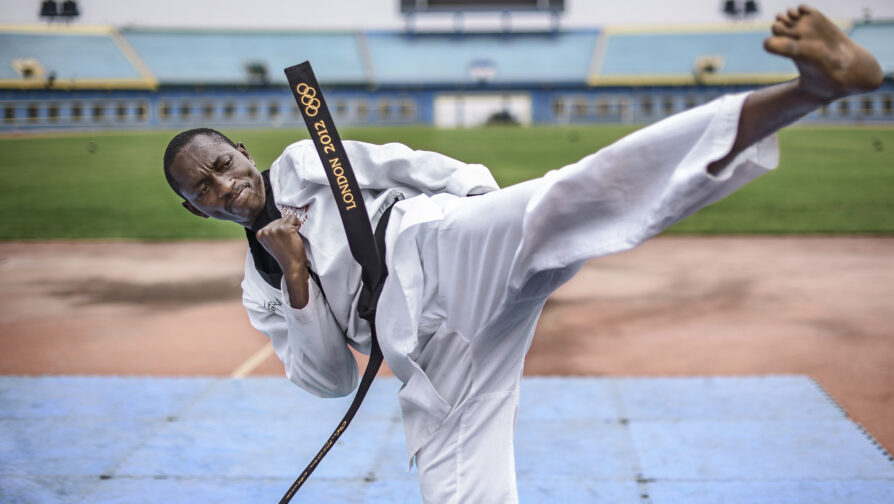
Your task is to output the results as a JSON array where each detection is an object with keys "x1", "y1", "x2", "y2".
[
  {"x1": 407, "y1": 7, "x2": 884, "y2": 502},
  {"x1": 505, "y1": 4, "x2": 884, "y2": 300},
  {"x1": 708, "y1": 4, "x2": 882, "y2": 175}
]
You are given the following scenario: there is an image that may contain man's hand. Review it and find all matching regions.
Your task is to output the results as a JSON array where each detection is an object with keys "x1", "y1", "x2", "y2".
[
  {"x1": 256, "y1": 214, "x2": 310, "y2": 309},
  {"x1": 256, "y1": 214, "x2": 307, "y2": 272}
]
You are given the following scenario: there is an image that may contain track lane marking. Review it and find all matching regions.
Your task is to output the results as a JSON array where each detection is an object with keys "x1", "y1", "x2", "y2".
[{"x1": 231, "y1": 342, "x2": 274, "y2": 378}]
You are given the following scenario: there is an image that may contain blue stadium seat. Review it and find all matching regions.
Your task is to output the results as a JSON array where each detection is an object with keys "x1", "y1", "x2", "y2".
[
  {"x1": 0, "y1": 30, "x2": 141, "y2": 80},
  {"x1": 597, "y1": 29, "x2": 797, "y2": 83},
  {"x1": 122, "y1": 30, "x2": 366, "y2": 85},
  {"x1": 366, "y1": 31, "x2": 598, "y2": 85}
]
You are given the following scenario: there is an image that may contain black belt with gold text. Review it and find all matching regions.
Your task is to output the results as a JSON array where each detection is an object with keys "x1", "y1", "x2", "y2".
[{"x1": 278, "y1": 61, "x2": 389, "y2": 504}]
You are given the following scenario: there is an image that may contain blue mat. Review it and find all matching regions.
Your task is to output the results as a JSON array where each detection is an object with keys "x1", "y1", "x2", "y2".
[{"x1": 1, "y1": 375, "x2": 892, "y2": 503}]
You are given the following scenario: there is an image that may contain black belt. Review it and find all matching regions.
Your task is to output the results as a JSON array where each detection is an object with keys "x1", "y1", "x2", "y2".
[{"x1": 278, "y1": 61, "x2": 388, "y2": 503}]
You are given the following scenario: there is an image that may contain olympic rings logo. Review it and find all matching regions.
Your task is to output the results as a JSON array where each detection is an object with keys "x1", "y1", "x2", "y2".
[{"x1": 295, "y1": 82, "x2": 320, "y2": 117}]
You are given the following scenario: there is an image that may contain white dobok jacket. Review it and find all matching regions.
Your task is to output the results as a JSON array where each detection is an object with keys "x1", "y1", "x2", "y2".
[
  {"x1": 240, "y1": 139, "x2": 501, "y2": 452},
  {"x1": 240, "y1": 92, "x2": 780, "y2": 465}
]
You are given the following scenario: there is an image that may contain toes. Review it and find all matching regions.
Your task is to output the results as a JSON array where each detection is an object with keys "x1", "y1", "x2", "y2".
[
  {"x1": 776, "y1": 13, "x2": 794, "y2": 27},
  {"x1": 772, "y1": 21, "x2": 800, "y2": 38},
  {"x1": 798, "y1": 4, "x2": 814, "y2": 15},
  {"x1": 764, "y1": 36, "x2": 800, "y2": 58},
  {"x1": 788, "y1": 7, "x2": 801, "y2": 20}
]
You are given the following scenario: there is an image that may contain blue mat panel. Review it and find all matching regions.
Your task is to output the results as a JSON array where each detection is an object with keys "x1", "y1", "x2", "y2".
[
  {"x1": 616, "y1": 375, "x2": 845, "y2": 420},
  {"x1": 649, "y1": 481, "x2": 894, "y2": 504},
  {"x1": 1, "y1": 375, "x2": 891, "y2": 503},
  {"x1": 632, "y1": 419, "x2": 894, "y2": 480}
]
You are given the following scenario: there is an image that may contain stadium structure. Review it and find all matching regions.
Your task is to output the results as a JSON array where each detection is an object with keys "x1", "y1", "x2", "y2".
[{"x1": 1, "y1": 3, "x2": 893, "y2": 133}]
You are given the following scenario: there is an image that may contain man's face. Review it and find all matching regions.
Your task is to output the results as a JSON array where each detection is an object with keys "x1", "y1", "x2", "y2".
[{"x1": 169, "y1": 135, "x2": 265, "y2": 227}]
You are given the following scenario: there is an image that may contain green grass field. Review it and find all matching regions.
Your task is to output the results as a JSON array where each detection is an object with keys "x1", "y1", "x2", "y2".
[{"x1": 0, "y1": 124, "x2": 892, "y2": 239}]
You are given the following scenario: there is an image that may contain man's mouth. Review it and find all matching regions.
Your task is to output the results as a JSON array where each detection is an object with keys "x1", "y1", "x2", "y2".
[{"x1": 226, "y1": 184, "x2": 249, "y2": 213}]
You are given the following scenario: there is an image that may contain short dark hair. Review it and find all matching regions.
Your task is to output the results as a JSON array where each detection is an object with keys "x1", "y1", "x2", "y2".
[{"x1": 163, "y1": 128, "x2": 236, "y2": 198}]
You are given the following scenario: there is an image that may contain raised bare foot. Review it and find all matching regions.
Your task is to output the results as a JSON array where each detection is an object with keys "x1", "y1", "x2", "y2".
[{"x1": 764, "y1": 4, "x2": 883, "y2": 102}]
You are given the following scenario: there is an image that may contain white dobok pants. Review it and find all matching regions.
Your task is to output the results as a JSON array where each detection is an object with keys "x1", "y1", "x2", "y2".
[{"x1": 405, "y1": 92, "x2": 778, "y2": 503}]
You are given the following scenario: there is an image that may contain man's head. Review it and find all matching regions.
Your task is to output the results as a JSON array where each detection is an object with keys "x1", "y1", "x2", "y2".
[{"x1": 163, "y1": 128, "x2": 266, "y2": 228}]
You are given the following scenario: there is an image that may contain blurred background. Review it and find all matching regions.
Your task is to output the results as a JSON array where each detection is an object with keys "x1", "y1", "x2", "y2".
[
  {"x1": 1, "y1": 0, "x2": 893, "y2": 134},
  {"x1": 1, "y1": 0, "x2": 893, "y2": 464},
  {"x1": 1, "y1": 0, "x2": 892, "y2": 240},
  {"x1": 1, "y1": 2, "x2": 893, "y2": 501}
]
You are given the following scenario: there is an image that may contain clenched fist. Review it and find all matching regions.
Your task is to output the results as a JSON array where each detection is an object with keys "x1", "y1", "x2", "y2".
[{"x1": 256, "y1": 214, "x2": 310, "y2": 308}]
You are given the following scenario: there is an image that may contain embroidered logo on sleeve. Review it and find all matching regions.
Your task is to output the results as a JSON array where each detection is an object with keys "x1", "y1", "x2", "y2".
[
  {"x1": 279, "y1": 203, "x2": 311, "y2": 226},
  {"x1": 264, "y1": 298, "x2": 282, "y2": 313}
]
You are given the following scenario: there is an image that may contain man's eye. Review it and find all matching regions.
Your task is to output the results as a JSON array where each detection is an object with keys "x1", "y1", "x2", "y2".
[
  {"x1": 225, "y1": 158, "x2": 231, "y2": 167},
  {"x1": 199, "y1": 184, "x2": 209, "y2": 195}
]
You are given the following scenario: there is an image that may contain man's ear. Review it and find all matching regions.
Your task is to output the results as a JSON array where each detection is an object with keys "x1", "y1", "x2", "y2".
[
  {"x1": 182, "y1": 201, "x2": 209, "y2": 218},
  {"x1": 236, "y1": 141, "x2": 254, "y2": 165}
]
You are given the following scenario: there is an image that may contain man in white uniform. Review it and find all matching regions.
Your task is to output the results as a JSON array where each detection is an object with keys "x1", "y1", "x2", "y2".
[{"x1": 164, "y1": 6, "x2": 882, "y2": 502}]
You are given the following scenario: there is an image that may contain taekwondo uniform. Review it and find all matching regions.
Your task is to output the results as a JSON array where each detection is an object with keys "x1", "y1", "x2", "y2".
[{"x1": 241, "y1": 91, "x2": 779, "y2": 503}]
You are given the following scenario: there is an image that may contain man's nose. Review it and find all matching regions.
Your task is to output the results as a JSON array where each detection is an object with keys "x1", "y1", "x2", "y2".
[{"x1": 214, "y1": 174, "x2": 236, "y2": 198}]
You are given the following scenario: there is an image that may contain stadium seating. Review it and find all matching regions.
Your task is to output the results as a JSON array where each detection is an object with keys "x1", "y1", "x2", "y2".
[
  {"x1": 121, "y1": 29, "x2": 366, "y2": 85},
  {"x1": 595, "y1": 27, "x2": 797, "y2": 85},
  {"x1": 0, "y1": 28, "x2": 143, "y2": 83},
  {"x1": 365, "y1": 30, "x2": 598, "y2": 85},
  {"x1": 3, "y1": 23, "x2": 885, "y2": 89},
  {"x1": 1, "y1": 20, "x2": 890, "y2": 131}
]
